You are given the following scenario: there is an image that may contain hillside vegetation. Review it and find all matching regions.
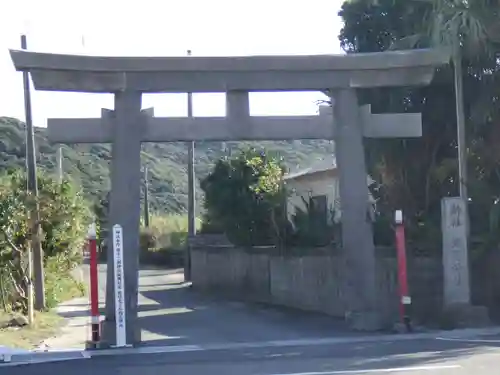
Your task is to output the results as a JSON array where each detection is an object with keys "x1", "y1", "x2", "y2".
[{"x1": 0, "y1": 116, "x2": 334, "y2": 213}]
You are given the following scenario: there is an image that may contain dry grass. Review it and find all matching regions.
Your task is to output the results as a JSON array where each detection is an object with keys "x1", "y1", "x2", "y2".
[
  {"x1": 147, "y1": 214, "x2": 201, "y2": 249},
  {"x1": 0, "y1": 311, "x2": 62, "y2": 349},
  {"x1": 0, "y1": 264, "x2": 86, "y2": 350}
]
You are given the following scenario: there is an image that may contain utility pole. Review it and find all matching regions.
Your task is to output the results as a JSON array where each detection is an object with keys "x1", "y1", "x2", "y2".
[
  {"x1": 21, "y1": 34, "x2": 45, "y2": 310},
  {"x1": 186, "y1": 50, "x2": 196, "y2": 282},
  {"x1": 26, "y1": 221, "x2": 34, "y2": 325},
  {"x1": 453, "y1": 42, "x2": 469, "y2": 229},
  {"x1": 143, "y1": 166, "x2": 150, "y2": 227},
  {"x1": 57, "y1": 145, "x2": 63, "y2": 183}
]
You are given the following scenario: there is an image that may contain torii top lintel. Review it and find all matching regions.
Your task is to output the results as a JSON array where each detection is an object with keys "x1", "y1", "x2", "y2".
[{"x1": 9, "y1": 49, "x2": 449, "y2": 93}]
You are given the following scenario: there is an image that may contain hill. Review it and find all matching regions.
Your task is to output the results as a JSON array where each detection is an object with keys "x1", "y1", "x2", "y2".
[{"x1": 0, "y1": 116, "x2": 334, "y2": 214}]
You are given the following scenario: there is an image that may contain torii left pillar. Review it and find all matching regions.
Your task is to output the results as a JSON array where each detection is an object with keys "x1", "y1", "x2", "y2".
[{"x1": 102, "y1": 92, "x2": 144, "y2": 346}]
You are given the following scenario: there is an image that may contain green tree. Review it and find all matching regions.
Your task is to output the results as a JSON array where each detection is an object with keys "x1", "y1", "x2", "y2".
[
  {"x1": 0, "y1": 179, "x2": 29, "y2": 311},
  {"x1": 0, "y1": 170, "x2": 90, "y2": 312},
  {"x1": 338, "y1": 0, "x2": 500, "y2": 248},
  {"x1": 388, "y1": 0, "x2": 500, "y2": 232},
  {"x1": 201, "y1": 149, "x2": 287, "y2": 246}
]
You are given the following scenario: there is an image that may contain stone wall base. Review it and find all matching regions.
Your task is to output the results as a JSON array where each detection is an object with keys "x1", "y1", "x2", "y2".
[
  {"x1": 345, "y1": 310, "x2": 386, "y2": 331},
  {"x1": 441, "y1": 303, "x2": 491, "y2": 329}
]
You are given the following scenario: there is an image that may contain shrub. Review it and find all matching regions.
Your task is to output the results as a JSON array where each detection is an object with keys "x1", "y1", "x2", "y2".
[
  {"x1": 287, "y1": 197, "x2": 336, "y2": 247},
  {"x1": 140, "y1": 228, "x2": 158, "y2": 251},
  {"x1": 0, "y1": 170, "x2": 90, "y2": 313},
  {"x1": 44, "y1": 257, "x2": 86, "y2": 309},
  {"x1": 147, "y1": 214, "x2": 191, "y2": 249},
  {"x1": 201, "y1": 148, "x2": 287, "y2": 246},
  {"x1": 138, "y1": 214, "x2": 194, "y2": 267}
]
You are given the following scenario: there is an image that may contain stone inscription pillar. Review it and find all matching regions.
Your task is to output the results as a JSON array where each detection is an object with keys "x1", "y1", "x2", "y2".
[{"x1": 441, "y1": 197, "x2": 471, "y2": 306}]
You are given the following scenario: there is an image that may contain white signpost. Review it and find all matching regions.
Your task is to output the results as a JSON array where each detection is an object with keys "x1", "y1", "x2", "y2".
[{"x1": 112, "y1": 224, "x2": 127, "y2": 347}]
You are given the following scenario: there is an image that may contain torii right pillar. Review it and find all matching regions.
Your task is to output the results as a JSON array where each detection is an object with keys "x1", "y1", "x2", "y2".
[{"x1": 332, "y1": 89, "x2": 380, "y2": 330}]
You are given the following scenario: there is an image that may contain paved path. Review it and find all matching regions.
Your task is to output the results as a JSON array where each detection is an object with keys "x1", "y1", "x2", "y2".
[
  {"x1": 40, "y1": 264, "x2": 359, "y2": 349},
  {"x1": 124, "y1": 265, "x2": 360, "y2": 346}
]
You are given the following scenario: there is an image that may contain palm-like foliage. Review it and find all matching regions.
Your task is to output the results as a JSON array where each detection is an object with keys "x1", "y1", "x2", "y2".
[
  {"x1": 377, "y1": 0, "x2": 499, "y2": 51},
  {"x1": 340, "y1": 0, "x2": 500, "y2": 247},
  {"x1": 387, "y1": 0, "x2": 499, "y2": 216},
  {"x1": 415, "y1": 0, "x2": 499, "y2": 54},
  {"x1": 387, "y1": 0, "x2": 500, "y2": 249}
]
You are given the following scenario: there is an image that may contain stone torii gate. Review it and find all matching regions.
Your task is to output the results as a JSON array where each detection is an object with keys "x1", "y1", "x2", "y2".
[
  {"x1": 10, "y1": 48, "x2": 448, "y2": 346},
  {"x1": 47, "y1": 103, "x2": 422, "y2": 143}
]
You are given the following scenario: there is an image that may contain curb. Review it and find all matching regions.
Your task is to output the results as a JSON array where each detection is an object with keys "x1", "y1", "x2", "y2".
[
  {"x1": 88, "y1": 326, "x2": 500, "y2": 357},
  {"x1": 3, "y1": 325, "x2": 500, "y2": 366},
  {"x1": 434, "y1": 326, "x2": 500, "y2": 338},
  {"x1": 1, "y1": 349, "x2": 90, "y2": 367}
]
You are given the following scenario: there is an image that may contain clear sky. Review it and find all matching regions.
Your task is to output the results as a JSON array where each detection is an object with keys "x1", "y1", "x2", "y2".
[{"x1": 1, "y1": 0, "x2": 343, "y2": 127}]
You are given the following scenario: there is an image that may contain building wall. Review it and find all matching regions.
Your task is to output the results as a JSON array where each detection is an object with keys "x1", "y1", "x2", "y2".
[
  {"x1": 285, "y1": 170, "x2": 340, "y2": 224},
  {"x1": 285, "y1": 170, "x2": 375, "y2": 224}
]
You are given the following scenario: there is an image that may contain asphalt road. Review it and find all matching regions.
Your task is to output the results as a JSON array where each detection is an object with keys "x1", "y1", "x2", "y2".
[
  {"x1": 4, "y1": 265, "x2": 500, "y2": 373},
  {"x1": 3, "y1": 336, "x2": 500, "y2": 374},
  {"x1": 99, "y1": 265, "x2": 364, "y2": 346}
]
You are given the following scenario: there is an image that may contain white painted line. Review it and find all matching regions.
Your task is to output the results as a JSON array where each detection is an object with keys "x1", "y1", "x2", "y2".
[
  {"x1": 264, "y1": 364, "x2": 461, "y2": 375},
  {"x1": 437, "y1": 337, "x2": 500, "y2": 344}
]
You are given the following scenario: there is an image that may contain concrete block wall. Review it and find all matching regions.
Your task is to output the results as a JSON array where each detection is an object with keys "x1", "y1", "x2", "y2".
[{"x1": 190, "y1": 242, "x2": 443, "y2": 325}]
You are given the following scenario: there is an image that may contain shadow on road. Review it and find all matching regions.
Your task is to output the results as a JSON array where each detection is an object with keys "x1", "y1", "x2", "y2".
[{"x1": 137, "y1": 270, "x2": 368, "y2": 348}]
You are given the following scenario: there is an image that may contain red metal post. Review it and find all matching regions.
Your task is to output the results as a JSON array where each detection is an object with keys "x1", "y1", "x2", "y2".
[
  {"x1": 88, "y1": 223, "x2": 100, "y2": 343},
  {"x1": 395, "y1": 210, "x2": 412, "y2": 331}
]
